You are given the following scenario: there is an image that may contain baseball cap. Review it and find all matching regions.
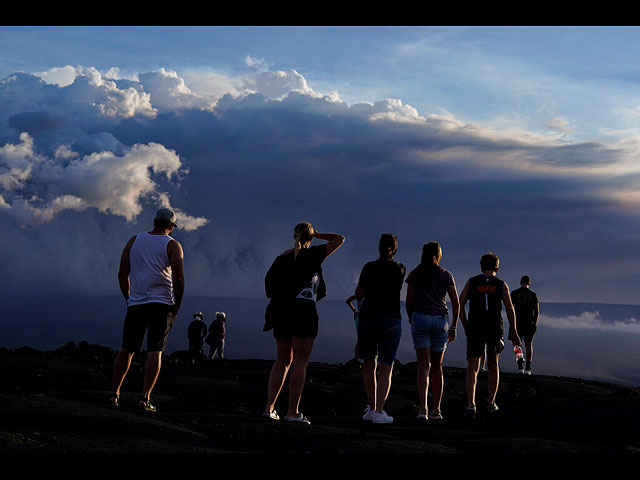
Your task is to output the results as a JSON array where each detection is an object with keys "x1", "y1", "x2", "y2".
[{"x1": 154, "y1": 207, "x2": 178, "y2": 227}]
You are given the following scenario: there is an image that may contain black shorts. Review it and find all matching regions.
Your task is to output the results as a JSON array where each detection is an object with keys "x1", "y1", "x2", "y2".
[
  {"x1": 272, "y1": 299, "x2": 319, "y2": 340},
  {"x1": 517, "y1": 321, "x2": 537, "y2": 343},
  {"x1": 122, "y1": 302, "x2": 176, "y2": 353},
  {"x1": 466, "y1": 319, "x2": 505, "y2": 359}
]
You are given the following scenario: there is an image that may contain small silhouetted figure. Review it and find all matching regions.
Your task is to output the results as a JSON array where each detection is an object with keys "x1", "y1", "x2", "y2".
[
  {"x1": 511, "y1": 275, "x2": 539, "y2": 375},
  {"x1": 188, "y1": 312, "x2": 207, "y2": 355},
  {"x1": 206, "y1": 312, "x2": 226, "y2": 359}
]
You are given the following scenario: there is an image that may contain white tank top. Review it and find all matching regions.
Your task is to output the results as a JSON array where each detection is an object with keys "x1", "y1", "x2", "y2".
[{"x1": 128, "y1": 232, "x2": 175, "y2": 306}]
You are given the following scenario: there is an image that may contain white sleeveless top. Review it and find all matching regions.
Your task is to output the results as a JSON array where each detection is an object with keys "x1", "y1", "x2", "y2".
[{"x1": 128, "y1": 232, "x2": 175, "y2": 306}]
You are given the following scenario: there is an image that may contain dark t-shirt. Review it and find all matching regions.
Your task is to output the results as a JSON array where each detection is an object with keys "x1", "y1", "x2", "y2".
[
  {"x1": 358, "y1": 259, "x2": 406, "y2": 319},
  {"x1": 405, "y1": 264, "x2": 455, "y2": 316},
  {"x1": 511, "y1": 287, "x2": 538, "y2": 324}
]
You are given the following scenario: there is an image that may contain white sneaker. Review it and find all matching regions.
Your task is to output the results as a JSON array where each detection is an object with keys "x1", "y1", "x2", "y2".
[
  {"x1": 372, "y1": 410, "x2": 393, "y2": 424},
  {"x1": 430, "y1": 410, "x2": 443, "y2": 420},
  {"x1": 362, "y1": 405, "x2": 375, "y2": 421},
  {"x1": 524, "y1": 368, "x2": 532, "y2": 375},
  {"x1": 284, "y1": 413, "x2": 311, "y2": 425},
  {"x1": 518, "y1": 367, "x2": 525, "y2": 374},
  {"x1": 416, "y1": 408, "x2": 428, "y2": 420},
  {"x1": 263, "y1": 410, "x2": 280, "y2": 420}
]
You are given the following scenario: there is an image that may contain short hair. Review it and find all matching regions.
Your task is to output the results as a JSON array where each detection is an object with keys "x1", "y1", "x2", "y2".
[
  {"x1": 480, "y1": 252, "x2": 500, "y2": 272},
  {"x1": 520, "y1": 275, "x2": 531, "y2": 285},
  {"x1": 378, "y1": 233, "x2": 398, "y2": 259}
]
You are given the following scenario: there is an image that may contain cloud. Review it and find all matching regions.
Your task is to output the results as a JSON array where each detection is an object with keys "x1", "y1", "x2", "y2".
[
  {"x1": 2, "y1": 64, "x2": 640, "y2": 301},
  {"x1": 0, "y1": 132, "x2": 209, "y2": 228},
  {"x1": 540, "y1": 311, "x2": 640, "y2": 335}
]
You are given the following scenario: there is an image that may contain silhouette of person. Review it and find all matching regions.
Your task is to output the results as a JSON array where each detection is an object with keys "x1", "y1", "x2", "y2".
[
  {"x1": 187, "y1": 312, "x2": 207, "y2": 355},
  {"x1": 355, "y1": 233, "x2": 406, "y2": 424},
  {"x1": 459, "y1": 252, "x2": 520, "y2": 419},
  {"x1": 206, "y1": 312, "x2": 227, "y2": 359},
  {"x1": 110, "y1": 207, "x2": 185, "y2": 412},
  {"x1": 262, "y1": 222, "x2": 344, "y2": 425},
  {"x1": 511, "y1": 275, "x2": 539, "y2": 375}
]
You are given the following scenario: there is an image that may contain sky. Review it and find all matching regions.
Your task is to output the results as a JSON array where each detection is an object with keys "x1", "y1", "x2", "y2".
[{"x1": 3, "y1": 26, "x2": 640, "y2": 305}]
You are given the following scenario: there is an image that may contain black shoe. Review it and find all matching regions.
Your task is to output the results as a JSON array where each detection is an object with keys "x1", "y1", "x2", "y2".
[
  {"x1": 464, "y1": 404, "x2": 476, "y2": 421},
  {"x1": 108, "y1": 394, "x2": 119, "y2": 407}
]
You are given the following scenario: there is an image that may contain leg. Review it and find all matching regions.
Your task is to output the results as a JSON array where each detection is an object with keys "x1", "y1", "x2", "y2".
[
  {"x1": 416, "y1": 348, "x2": 431, "y2": 411},
  {"x1": 487, "y1": 353, "x2": 500, "y2": 405},
  {"x1": 112, "y1": 348, "x2": 134, "y2": 396},
  {"x1": 286, "y1": 337, "x2": 315, "y2": 417},
  {"x1": 219, "y1": 339, "x2": 225, "y2": 359},
  {"x1": 265, "y1": 338, "x2": 293, "y2": 414},
  {"x1": 525, "y1": 340, "x2": 533, "y2": 364},
  {"x1": 429, "y1": 349, "x2": 445, "y2": 412},
  {"x1": 375, "y1": 362, "x2": 394, "y2": 413},
  {"x1": 142, "y1": 351, "x2": 162, "y2": 400},
  {"x1": 362, "y1": 359, "x2": 378, "y2": 411},
  {"x1": 466, "y1": 357, "x2": 481, "y2": 407}
]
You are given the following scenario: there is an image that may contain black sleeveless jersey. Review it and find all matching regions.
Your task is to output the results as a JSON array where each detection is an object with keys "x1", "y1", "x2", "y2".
[{"x1": 467, "y1": 274, "x2": 504, "y2": 331}]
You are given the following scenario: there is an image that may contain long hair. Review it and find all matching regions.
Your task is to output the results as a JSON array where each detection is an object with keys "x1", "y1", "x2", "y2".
[
  {"x1": 378, "y1": 233, "x2": 398, "y2": 260},
  {"x1": 411, "y1": 241, "x2": 442, "y2": 286},
  {"x1": 293, "y1": 222, "x2": 314, "y2": 258}
]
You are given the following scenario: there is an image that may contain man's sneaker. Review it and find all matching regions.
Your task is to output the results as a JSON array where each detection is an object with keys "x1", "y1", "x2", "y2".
[
  {"x1": 263, "y1": 409, "x2": 280, "y2": 420},
  {"x1": 138, "y1": 397, "x2": 157, "y2": 413},
  {"x1": 430, "y1": 409, "x2": 443, "y2": 420},
  {"x1": 372, "y1": 411, "x2": 393, "y2": 424},
  {"x1": 416, "y1": 408, "x2": 428, "y2": 421},
  {"x1": 362, "y1": 405, "x2": 376, "y2": 421},
  {"x1": 486, "y1": 402, "x2": 499, "y2": 413},
  {"x1": 518, "y1": 367, "x2": 525, "y2": 374},
  {"x1": 284, "y1": 413, "x2": 311, "y2": 425},
  {"x1": 464, "y1": 404, "x2": 476, "y2": 421},
  {"x1": 108, "y1": 394, "x2": 119, "y2": 407},
  {"x1": 524, "y1": 368, "x2": 532, "y2": 375}
]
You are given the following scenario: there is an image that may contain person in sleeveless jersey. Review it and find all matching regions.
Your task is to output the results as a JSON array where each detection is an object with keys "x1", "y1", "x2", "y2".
[
  {"x1": 459, "y1": 252, "x2": 520, "y2": 419},
  {"x1": 109, "y1": 207, "x2": 185, "y2": 412}
]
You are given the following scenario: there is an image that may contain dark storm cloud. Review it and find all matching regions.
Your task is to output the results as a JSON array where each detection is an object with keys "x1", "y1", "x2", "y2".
[{"x1": 1, "y1": 67, "x2": 639, "y2": 303}]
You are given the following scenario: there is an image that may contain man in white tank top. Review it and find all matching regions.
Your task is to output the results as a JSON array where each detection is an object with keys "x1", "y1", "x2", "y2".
[{"x1": 110, "y1": 207, "x2": 185, "y2": 412}]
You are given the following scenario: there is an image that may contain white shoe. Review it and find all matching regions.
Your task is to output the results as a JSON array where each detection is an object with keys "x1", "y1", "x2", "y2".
[
  {"x1": 372, "y1": 410, "x2": 393, "y2": 424},
  {"x1": 284, "y1": 413, "x2": 311, "y2": 425},
  {"x1": 416, "y1": 408, "x2": 428, "y2": 421},
  {"x1": 362, "y1": 405, "x2": 375, "y2": 421},
  {"x1": 263, "y1": 410, "x2": 280, "y2": 420},
  {"x1": 430, "y1": 410, "x2": 443, "y2": 420},
  {"x1": 524, "y1": 368, "x2": 532, "y2": 375}
]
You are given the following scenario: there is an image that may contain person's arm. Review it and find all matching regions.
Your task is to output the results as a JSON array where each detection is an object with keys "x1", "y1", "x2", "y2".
[
  {"x1": 168, "y1": 239, "x2": 185, "y2": 317},
  {"x1": 534, "y1": 300, "x2": 539, "y2": 326},
  {"x1": 346, "y1": 295, "x2": 357, "y2": 313},
  {"x1": 502, "y1": 282, "x2": 520, "y2": 345},
  {"x1": 117, "y1": 236, "x2": 136, "y2": 303},
  {"x1": 405, "y1": 284, "x2": 414, "y2": 323},
  {"x1": 314, "y1": 231, "x2": 345, "y2": 259},
  {"x1": 458, "y1": 280, "x2": 469, "y2": 334},
  {"x1": 447, "y1": 284, "x2": 460, "y2": 342}
]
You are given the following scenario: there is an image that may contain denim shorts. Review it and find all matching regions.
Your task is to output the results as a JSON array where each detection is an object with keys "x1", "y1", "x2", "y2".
[
  {"x1": 411, "y1": 312, "x2": 449, "y2": 352},
  {"x1": 357, "y1": 316, "x2": 402, "y2": 365}
]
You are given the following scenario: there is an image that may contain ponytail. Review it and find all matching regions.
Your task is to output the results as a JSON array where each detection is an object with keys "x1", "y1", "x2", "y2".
[{"x1": 293, "y1": 222, "x2": 314, "y2": 259}]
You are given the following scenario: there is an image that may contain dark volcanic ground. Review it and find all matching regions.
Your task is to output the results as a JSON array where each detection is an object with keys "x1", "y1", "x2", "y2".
[{"x1": 1, "y1": 341, "x2": 639, "y2": 454}]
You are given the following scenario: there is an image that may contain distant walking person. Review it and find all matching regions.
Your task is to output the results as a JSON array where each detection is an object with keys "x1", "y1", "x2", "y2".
[
  {"x1": 206, "y1": 312, "x2": 227, "y2": 359},
  {"x1": 459, "y1": 252, "x2": 520, "y2": 420},
  {"x1": 355, "y1": 234, "x2": 406, "y2": 424},
  {"x1": 110, "y1": 207, "x2": 185, "y2": 412},
  {"x1": 263, "y1": 222, "x2": 345, "y2": 424},
  {"x1": 405, "y1": 242, "x2": 459, "y2": 421},
  {"x1": 187, "y1": 312, "x2": 207, "y2": 355},
  {"x1": 511, "y1": 276, "x2": 539, "y2": 375}
]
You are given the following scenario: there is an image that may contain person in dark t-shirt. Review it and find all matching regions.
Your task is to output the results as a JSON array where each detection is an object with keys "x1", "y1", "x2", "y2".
[
  {"x1": 187, "y1": 312, "x2": 207, "y2": 355},
  {"x1": 263, "y1": 222, "x2": 345, "y2": 425},
  {"x1": 354, "y1": 233, "x2": 406, "y2": 424},
  {"x1": 511, "y1": 275, "x2": 539, "y2": 375},
  {"x1": 459, "y1": 252, "x2": 520, "y2": 419}
]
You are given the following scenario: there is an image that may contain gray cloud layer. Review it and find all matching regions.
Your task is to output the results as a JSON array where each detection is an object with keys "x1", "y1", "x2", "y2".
[{"x1": 2, "y1": 67, "x2": 640, "y2": 303}]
